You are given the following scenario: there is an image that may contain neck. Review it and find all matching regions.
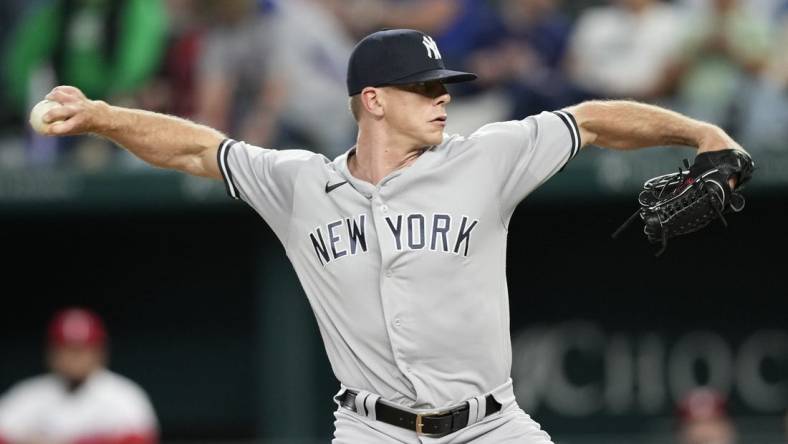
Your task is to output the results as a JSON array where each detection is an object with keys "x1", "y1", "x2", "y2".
[
  {"x1": 350, "y1": 125, "x2": 430, "y2": 185},
  {"x1": 58, "y1": 371, "x2": 96, "y2": 393}
]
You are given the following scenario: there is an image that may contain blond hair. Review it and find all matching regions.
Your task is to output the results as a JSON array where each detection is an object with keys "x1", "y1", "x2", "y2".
[{"x1": 349, "y1": 95, "x2": 362, "y2": 122}]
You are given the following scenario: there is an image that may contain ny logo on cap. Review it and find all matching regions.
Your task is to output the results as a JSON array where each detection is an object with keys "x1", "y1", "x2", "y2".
[{"x1": 422, "y1": 35, "x2": 442, "y2": 60}]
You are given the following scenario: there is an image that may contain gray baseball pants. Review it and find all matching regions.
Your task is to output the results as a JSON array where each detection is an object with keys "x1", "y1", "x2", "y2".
[{"x1": 331, "y1": 380, "x2": 554, "y2": 444}]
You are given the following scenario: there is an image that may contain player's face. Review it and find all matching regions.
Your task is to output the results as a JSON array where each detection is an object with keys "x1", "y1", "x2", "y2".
[
  {"x1": 48, "y1": 344, "x2": 105, "y2": 382},
  {"x1": 382, "y1": 81, "x2": 450, "y2": 147}
]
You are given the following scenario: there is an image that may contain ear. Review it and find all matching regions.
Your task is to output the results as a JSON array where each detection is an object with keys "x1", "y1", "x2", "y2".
[{"x1": 361, "y1": 87, "x2": 385, "y2": 119}]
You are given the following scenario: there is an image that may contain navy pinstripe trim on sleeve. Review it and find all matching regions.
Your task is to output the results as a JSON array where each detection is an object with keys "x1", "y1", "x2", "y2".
[
  {"x1": 552, "y1": 110, "x2": 581, "y2": 161},
  {"x1": 217, "y1": 138, "x2": 239, "y2": 199}
]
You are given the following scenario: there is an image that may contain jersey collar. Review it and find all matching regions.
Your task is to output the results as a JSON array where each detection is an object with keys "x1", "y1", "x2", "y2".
[{"x1": 333, "y1": 144, "x2": 440, "y2": 198}]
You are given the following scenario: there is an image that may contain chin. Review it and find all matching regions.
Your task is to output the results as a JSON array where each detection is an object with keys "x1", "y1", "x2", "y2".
[{"x1": 425, "y1": 132, "x2": 444, "y2": 146}]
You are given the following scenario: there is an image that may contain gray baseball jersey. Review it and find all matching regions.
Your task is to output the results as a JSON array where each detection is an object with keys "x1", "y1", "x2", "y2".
[{"x1": 217, "y1": 110, "x2": 580, "y2": 410}]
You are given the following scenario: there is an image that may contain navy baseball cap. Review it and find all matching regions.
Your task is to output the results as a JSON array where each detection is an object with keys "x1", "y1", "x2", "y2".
[{"x1": 346, "y1": 29, "x2": 477, "y2": 96}]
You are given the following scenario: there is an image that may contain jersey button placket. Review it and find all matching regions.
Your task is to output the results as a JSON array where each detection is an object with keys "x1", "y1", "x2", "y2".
[
  {"x1": 376, "y1": 192, "x2": 388, "y2": 214},
  {"x1": 370, "y1": 189, "x2": 410, "y2": 376}
]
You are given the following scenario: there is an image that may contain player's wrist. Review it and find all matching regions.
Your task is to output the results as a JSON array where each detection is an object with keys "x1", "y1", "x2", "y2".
[
  {"x1": 696, "y1": 123, "x2": 740, "y2": 154},
  {"x1": 91, "y1": 100, "x2": 118, "y2": 134}
]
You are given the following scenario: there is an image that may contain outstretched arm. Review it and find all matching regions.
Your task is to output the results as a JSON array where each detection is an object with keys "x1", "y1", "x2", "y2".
[
  {"x1": 41, "y1": 86, "x2": 225, "y2": 179},
  {"x1": 565, "y1": 100, "x2": 742, "y2": 154}
]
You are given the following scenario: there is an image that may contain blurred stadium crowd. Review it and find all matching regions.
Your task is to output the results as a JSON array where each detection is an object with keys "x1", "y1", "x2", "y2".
[{"x1": 0, "y1": 0, "x2": 787, "y2": 171}]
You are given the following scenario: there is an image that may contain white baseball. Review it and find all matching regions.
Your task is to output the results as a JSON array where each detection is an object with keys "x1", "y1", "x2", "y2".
[{"x1": 29, "y1": 99, "x2": 64, "y2": 134}]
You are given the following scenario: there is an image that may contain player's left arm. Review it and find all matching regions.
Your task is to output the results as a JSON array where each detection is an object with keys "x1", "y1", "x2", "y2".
[{"x1": 563, "y1": 100, "x2": 743, "y2": 155}]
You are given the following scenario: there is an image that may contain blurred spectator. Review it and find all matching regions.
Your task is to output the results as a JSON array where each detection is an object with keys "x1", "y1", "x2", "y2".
[
  {"x1": 0, "y1": 0, "x2": 32, "y2": 84},
  {"x1": 679, "y1": 0, "x2": 787, "y2": 24},
  {"x1": 668, "y1": 0, "x2": 771, "y2": 132},
  {"x1": 0, "y1": 0, "x2": 31, "y2": 128},
  {"x1": 135, "y1": 0, "x2": 205, "y2": 118},
  {"x1": 767, "y1": 1, "x2": 788, "y2": 89},
  {"x1": 737, "y1": 0, "x2": 788, "y2": 153},
  {"x1": 1, "y1": 0, "x2": 168, "y2": 167},
  {"x1": 468, "y1": 0, "x2": 580, "y2": 119},
  {"x1": 331, "y1": 0, "x2": 461, "y2": 39},
  {"x1": 676, "y1": 388, "x2": 737, "y2": 444},
  {"x1": 193, "y1": 0, "x2": 284, "y2": 148},
  {"x1": 263, "y1": 0, "x2": 356, "y2": 157},
  {"x1": 566, "y1": 0, "x2": 684, "y2": 100},
  {"x1": 0, "y1": 308, "x2": 158, "y2": 444},
  {"x1": 2, "y1": 0, "x2": 167, "y2": 113}
]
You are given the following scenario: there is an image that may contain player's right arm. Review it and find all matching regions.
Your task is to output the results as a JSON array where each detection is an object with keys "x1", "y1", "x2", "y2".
[
  {"x1": 41, "y1": 85, "x2": 225, "y2": 179},
  {"x1": 43, "y1": 85, "x2": 315, "y2": 243}
]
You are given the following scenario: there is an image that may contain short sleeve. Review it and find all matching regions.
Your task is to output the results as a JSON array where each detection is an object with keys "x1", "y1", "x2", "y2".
[
  {"x1": 474, "y1": 110, "x2": 580, "y2": 224},
  {"x1": 217, "y1": 139, "x2": 314, "y2": 242}
]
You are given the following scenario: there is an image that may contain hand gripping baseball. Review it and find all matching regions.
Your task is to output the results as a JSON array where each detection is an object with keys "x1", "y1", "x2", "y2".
[
  {"x1": 612, "y1": 148, "x2": 755, "y2": 256},
  {"x1": 31, "y1": 85, "x2": 104, "y2": 136}
]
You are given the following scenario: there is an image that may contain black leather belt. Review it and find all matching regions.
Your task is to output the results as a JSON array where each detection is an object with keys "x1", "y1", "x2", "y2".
[{"x1": 338, "y1": 389, "x2": 502, "y2": 437}]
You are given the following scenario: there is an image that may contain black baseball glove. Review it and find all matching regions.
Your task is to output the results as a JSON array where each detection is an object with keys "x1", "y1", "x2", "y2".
[{"x1": 612, "y1": 149, "x2": 755, "y2": 256}]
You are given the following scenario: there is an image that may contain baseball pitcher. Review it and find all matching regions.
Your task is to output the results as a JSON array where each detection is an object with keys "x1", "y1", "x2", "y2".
[{"x1": 33, "y1": 29, "x2": 751, "y2": 443}]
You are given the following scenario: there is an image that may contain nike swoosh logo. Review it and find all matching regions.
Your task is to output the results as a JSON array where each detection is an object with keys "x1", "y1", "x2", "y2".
[{"x1": 325, "y1": 180, "x2": 348, "y2": 193}]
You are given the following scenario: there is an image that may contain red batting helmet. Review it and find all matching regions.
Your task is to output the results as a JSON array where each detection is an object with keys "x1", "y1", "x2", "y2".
[
  {"x1": 677, "y1": 387, "x2": 729, "y2": 424},
  {"x1": 48, "y1": 308, "x2": 107, "y2": 347}
]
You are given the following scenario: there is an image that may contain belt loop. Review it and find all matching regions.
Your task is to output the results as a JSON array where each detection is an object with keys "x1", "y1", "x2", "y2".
[
  {"x1": 472, "y1": 395, "x2": 487, "y2": 424},
  {"x1": 353, "y1": 391, "x2": 380, "y2": 421},
  {"x1": 365, "y1": 393, "x2": 380, "y2": 421},
  {"x1": 467, "y1": 397, "x2": 479, "y2": 425}
]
